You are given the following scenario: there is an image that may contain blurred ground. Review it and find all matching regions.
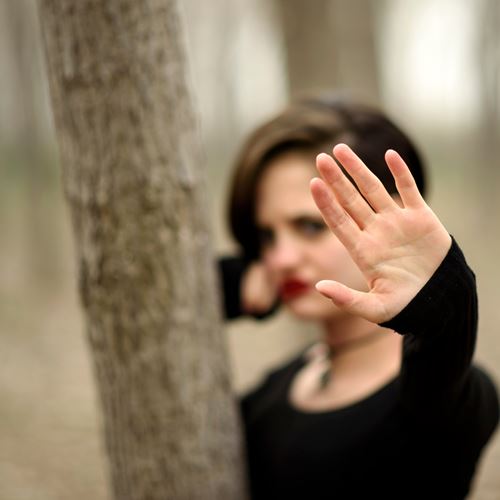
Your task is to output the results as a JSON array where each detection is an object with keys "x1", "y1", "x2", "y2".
[{"x1": 0, "y1": 164, "x2": 499, "y2": 500}]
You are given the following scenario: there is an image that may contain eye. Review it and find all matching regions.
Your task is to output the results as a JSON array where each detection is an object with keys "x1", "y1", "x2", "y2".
[{"x1": 294, "y1": 217, "x2": 327, "y2": 237}]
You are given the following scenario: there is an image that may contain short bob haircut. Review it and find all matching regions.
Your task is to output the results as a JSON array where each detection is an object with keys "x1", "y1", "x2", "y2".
[{"x1": 227, "y1": 95, "x2": 426, "y2": 261}]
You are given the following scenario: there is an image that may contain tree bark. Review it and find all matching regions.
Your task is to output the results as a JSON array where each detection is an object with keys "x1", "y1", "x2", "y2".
[
  {"x1": 37, "y1": 1, "x2": 248, "y2": 499},
  {"x1": 473, "y1": 0, "x2": 500, "y2": 243},
  {"x1": 277, "y1": 0, "x2": 380, "y2": 104},
  {"x1": 477, "y1": 0, "x2": 500, "y2": 178}
]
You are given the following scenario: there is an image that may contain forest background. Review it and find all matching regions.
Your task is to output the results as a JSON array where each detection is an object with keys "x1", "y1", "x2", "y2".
[{"x1": 1, "y1": 0, "x2": 499, "y2": 498}]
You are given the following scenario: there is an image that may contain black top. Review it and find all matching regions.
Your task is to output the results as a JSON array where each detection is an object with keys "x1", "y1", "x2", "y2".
[{"x1": 220, "y1": 239, "x2": 499, "y2": 499}]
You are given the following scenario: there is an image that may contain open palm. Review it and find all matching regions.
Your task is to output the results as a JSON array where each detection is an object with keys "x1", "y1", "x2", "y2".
[{"x1": 310, "y1": 144, "x2": 452, "y2": 324}]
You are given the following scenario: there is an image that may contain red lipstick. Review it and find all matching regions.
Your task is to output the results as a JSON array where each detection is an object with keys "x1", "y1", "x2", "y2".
[{"x1": 279, "y1": 279, "x2": 310, "y2": 301}]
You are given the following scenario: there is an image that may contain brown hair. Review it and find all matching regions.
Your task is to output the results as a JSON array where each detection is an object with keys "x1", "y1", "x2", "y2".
[{"x1": 227, "y1": 95, "x2": 426, "y2": 261}]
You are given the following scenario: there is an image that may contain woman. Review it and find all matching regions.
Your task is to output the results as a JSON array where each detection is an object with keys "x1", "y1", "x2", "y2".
[{"x1": 219, "y1": 97, "x2": 498, "y2": 499}]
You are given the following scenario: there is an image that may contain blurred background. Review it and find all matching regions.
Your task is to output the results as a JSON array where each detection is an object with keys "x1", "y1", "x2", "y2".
[{"x1": 0, "y1": 0, "x2": 498, "y2": 498}]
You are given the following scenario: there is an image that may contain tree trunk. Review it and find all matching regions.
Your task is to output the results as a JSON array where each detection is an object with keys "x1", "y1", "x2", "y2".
[
  {"x1": 37, "y1": 1, "x2": 248, "y2": 499},
  {"x1": 477, "y1": 0, "x2": 500, "y2": 185},
  {"x1": 277, "y1": 0, "x2": 380, "y2": 104}
]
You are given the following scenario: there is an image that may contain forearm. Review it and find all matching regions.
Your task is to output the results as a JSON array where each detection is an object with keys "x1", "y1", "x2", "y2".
[{"x1": 381, "y1": 237, "x2": 477, "y2": 417}]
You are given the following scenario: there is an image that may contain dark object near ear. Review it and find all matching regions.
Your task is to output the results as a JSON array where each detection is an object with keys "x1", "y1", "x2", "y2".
[{"x1": 218, "y1": 256, "x2": 280, "y2": 321}]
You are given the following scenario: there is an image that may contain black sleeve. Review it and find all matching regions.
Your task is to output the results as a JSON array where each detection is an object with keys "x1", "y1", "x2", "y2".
[
  {"x1": 381, "y1": 237, "x2": 485, "y2": 420},
  {"x1": 217, "y1": 256, "x2": 279, "y2": 321},
  {"x1": 218, "y1": 257, "x2": 247, "y2": 320}
]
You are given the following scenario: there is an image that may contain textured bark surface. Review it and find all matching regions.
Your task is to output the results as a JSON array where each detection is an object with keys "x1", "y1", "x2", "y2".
[
  {"x1": 278, "y1": 0, "x2": 380, "y2": 104},
  {"x1": 38, "y1": 1, "x2": 247, "y2": 499}
]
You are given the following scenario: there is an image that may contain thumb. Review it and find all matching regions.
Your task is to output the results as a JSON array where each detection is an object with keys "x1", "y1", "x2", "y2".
[{"x1": 315, "y1": 280, "x2": 386, "y2": 323}]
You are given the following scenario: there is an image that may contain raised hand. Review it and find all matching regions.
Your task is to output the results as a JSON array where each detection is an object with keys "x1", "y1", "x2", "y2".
[{"x1": 310, "y1": 144, "x2": 452, "y2": 324}]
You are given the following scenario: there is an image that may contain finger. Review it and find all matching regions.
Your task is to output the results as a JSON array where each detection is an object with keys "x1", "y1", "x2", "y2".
[
  {"x1": 333, "y1": 144, "x2": 398, "y2": 213},
  {"x1": 316, "y1": 153, "x2": 375, "y2": 229},
  {"x1": 385, "y1": 150, "x2": 425, "y2": 208},
  {"x1": 310, "y1": 177, "x2": 361, "y2": 249},
  {"x1": 315, "y1": 280, "x2": 387, "y2": 323},
  {"x1": 241, "y1": 264, "x2": 277, "y2": 314}
]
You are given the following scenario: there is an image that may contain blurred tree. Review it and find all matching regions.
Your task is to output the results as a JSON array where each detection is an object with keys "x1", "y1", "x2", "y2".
[
  {"x1": 277, "y1": 0, "x2": 380, "y2": 104},
  {"x1": 477, "y1": 0, "x2": 500, "y2": 188},
  {"x1": 38, "y1": 1, "x2": 247, "y2": 499},
  {"x1": 0, "y1": 0, "x2": 57, "y2": 284}
]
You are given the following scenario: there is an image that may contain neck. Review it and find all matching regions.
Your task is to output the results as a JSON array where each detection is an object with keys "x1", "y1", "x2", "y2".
[
  {"x1": 321, "y1": 315, "x2": 402, "y2": 379},
  {"x1": 323, "y1": 314, "x2": 384, "y2": 351},
  {"x1": 328, "y1": 327, "x2": 384, "y2": 356}
]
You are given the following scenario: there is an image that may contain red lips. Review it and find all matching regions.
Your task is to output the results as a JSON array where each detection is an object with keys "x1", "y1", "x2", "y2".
[{"x1": 279, "y1": 279, "x2": 310, "y2": 301}]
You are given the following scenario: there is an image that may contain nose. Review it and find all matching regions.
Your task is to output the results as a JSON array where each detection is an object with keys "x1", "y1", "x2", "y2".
[{"x1": 264, "y1": 234, "x2": 302, "y2": 273}]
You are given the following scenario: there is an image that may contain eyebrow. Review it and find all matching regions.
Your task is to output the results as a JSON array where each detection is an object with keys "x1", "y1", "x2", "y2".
[{"x1": 291, "y1": 215, "x2": 326, "y2": 224}]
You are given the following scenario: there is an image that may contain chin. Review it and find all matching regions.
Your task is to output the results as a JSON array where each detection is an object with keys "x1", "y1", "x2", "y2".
[{"x1": 284, "y1": 293, "x2": 338, "y2": 321}]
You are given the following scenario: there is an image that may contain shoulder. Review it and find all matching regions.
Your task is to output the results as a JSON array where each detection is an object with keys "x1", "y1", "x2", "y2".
[
  {"x1": 463, "y1": 365, "x2": 499, "y2": 417},
  {"x1": 455, "y1": 364, "x2": 499, "y2": 447}
]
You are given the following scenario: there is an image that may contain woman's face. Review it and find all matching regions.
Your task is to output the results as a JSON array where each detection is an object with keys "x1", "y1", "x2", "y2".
[{"x1": 255, "y1": 151, "x2": 368, "y2": 321}]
